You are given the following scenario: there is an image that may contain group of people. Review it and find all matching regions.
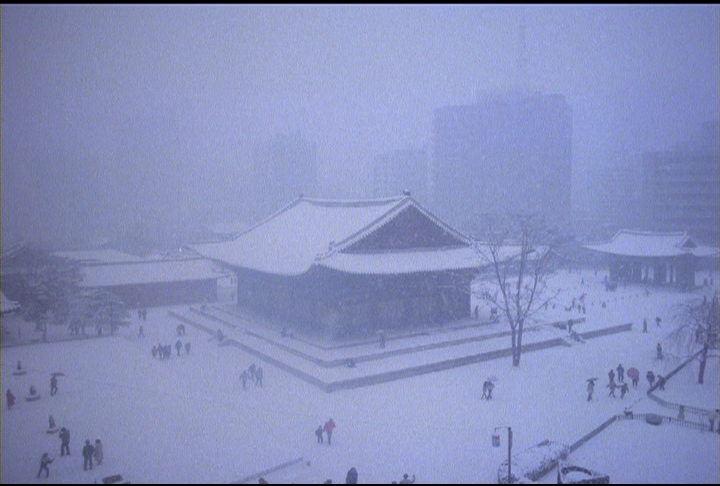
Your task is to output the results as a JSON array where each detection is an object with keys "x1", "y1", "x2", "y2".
[
  {"x1": 6, "y1": 373, "x2": 64, "y2": 410},
  {"x1": 605, "y1": 366, "x2": 630, "y2": 399},
  {"x1": 641, "y1": 316, "x2": 663, "y2": 333},
  {"x1": 315, "y1": 418, "x2": 337, "y2": 445},
  {"x1": 240, "y1": 363, "x2": 264, "y2": 389},
  {"x1": 36, "y1": 426, "x2": 104, "y2": 478},
  {"x1": 588, "y1": 363, "x2": 666, "y2": 402},
  {"x1": 152, "y1": 341, "x2": 190, "y2": 359},
  {"x1": 312, "y1": 468, "x2": 413, "y2": 484}
]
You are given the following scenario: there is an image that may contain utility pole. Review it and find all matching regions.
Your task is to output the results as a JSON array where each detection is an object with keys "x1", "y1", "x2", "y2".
[{"x1": 493, "y1": 426, "x2": 513, "y2": 483}]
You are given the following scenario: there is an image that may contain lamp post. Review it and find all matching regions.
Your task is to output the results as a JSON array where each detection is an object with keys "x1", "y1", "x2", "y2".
[{"x1": 493, "y1": 426, "x2": 513, "y2": 483}]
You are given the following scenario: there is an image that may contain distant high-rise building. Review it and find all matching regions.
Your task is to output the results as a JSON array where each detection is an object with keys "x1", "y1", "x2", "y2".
[
  {"x1": 372, "y1": 148, "x2": 429, "y2": 202},
  {"x1": 431, "y1": 92, "x2": 572, "y2": 235},
  {"x1": 248, "y1": 132, "x2": 317, "y2": 221},
  {"x1": 642, "y1": 120, "x2": 720, "y2": 246}
]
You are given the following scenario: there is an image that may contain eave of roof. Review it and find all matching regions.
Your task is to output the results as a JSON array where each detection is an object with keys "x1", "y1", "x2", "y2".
[{"x1": 190, "y1": 195, "x2": 476, "y2": 276}]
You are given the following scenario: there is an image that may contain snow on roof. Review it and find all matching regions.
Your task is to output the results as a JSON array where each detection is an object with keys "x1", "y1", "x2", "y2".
[
  {"x1": 78, "y1": 258, "x2": 226, "y2": 288},
  {"x1": 1, "y1": 292, "x2": 21, "y2": 313},
  {"x1": 319, "y1": 247, "x2": 481, "y2": 275},
  {"x1": 584, "y1": 230, "x2": 718, "y2": 258},
  {"x1": 190, "y1": 195, "x2": 476, "y2": 276},
  {"x1": 53, "y1": 249, "x2": 145, "y2": 264}
]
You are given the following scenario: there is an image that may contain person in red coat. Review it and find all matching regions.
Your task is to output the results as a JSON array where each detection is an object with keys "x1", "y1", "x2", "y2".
[{"x1": 323, "y1": 418, "x2": 336, "y2": 445}]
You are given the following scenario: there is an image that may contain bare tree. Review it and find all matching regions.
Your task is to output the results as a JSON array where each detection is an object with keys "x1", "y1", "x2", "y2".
[
  {"x1": 669, "y1": 291, "x2": 720, "y2": 384},
  {"x1": 474, "y1": 214, "x2": 559, "y2": 367}
]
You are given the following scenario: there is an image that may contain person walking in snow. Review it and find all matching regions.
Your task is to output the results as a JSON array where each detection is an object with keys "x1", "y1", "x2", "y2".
[
  {"x1": 82, "y1": 439, "x2": 95, "y2": 471},
  {"x1": 36, "y1": 452, "x2": 54, "y2": 478},
  {"x1": 656, "y1": 374, "x2": 666, "y2": 391},
  {"x1": 93, "y1": 439, "x2": 104, "y2": 465},
  {"x1": 616, "y1": 364, "x2": 625, "y2": 383},
  {"x1": 255, "y1": 366, "x2": 263, "y2": 387},
  {"x1": 175, "y1": 339, "x2": 182, "y2": 356},
  {"x1": 656, "y1": 342, "x2": 663, "y2": 360},
  {"x1": 484, "y1": 381, "x2": 495, "y2": 400},
  {"x1": 607, "y1": 380, "x2": 617, "y2": 398},
  {"x1": 241, "y1": 369, "x2": 249, "y2": 390},
  {"x1": 59, "y1": 427, "x2": 70, "y2": 456},
  {"x1": 608, "y1": 369, "x2": 615, "y2": 385},
  {"x1": 50, "y1": 374, "x2": 58, "y2": 396},
  {"x1": 620, "y1": 382, "x2": 629, "y2": 399},
  {"x1": 587, "y1": 380, "x2": 595, "y2": 401},
  {"x1": 6, "y1": 389, "x2": 16, "y2": 410},
  {"x1": 248, "y1": 363, "x2": 257, "y2": 382},
  {"x1": 315, "y1": 425, "x2": 324, "y2": 443},
  {"x1": 324, "y1": 418, "x2": 336, "y2": 445},
  {"x1": 646, "y1": 370, "x2": 656, "y2": 388},
  {"x1": 643, "y1": 318, "x2": 648, "y2": 333}
]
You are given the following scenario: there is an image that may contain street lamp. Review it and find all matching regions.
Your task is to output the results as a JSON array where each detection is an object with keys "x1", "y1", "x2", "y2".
[{"x1": 493, "y1": 426, "x2": 513, "y2": 484}]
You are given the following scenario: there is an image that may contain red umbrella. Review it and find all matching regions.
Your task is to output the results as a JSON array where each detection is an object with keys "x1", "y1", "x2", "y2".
[{"x1": 627, "y1": 368, "x2": 640, "y2": 380}]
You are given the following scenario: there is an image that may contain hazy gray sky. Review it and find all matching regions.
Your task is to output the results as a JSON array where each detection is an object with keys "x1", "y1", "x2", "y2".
[{"x1": 2, "y1": 5, "x2": 718, "y2": 248}]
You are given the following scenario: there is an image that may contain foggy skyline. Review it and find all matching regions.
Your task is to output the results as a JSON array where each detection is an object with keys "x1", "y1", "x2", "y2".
[{"x1": 2, "y1": 5, "x2": 718, "y2": 249}]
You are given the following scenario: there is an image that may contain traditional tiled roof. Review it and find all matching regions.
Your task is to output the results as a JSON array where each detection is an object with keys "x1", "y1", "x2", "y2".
[
  {"x1": 54, "y1": 250, "x2": 226, "y2": 287},
  {"x1": 2, "y1": 292, "x2": 21, "y2": 313},
  {"x1": 584, "y1": 230, "x2": 719, "y2": 258},
  {"x1": 189, "y1": 194, "x2": 481, "y2": 276},
  {"x1": 77, "y1": 258, "x2": 226, "y2": 288}
]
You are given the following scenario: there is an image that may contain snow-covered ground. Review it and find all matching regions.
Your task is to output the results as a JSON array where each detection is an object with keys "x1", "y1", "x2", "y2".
[{"x1": 1, "y1": 269, "x2": 719, "y2": 484}]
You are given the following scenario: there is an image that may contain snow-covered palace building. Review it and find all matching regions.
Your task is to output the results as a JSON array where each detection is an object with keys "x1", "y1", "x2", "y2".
[
  {"x1": 189, "y1": 194, "x2": 482, "y2": 340},
  {"x1": 584, "y1": 230, "x2": 719, "y2": 289}
]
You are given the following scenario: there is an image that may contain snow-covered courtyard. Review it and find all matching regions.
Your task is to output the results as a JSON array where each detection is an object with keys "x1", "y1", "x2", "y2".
[{"x1": 2, "y1": 268, "x2": 719, "y2": 484}]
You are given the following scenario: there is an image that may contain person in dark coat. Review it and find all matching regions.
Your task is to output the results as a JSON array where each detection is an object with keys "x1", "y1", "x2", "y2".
[
  {"x1": 315, "y1": 425, "x2": 324, "y2": 444},
  {"x1": 82, "y1": 439, "x2": 95, "y2": 470},
  {"x1": 616, "y1": 364, "x2": 625, "y2": 383},
  {"x1": 646, "y1": 370, "x2": 656, "y2": 388},
  {"x1": 324, "y1": 418, "x2": 336, "y2": 445},
  {"x1": 345, "y1": 466, "x2": 358, "y2": 484},
  {"x1": 36, "y1": 452, "x2": 54, "y2": 478},
  {"x1": 255, "y1": 366, "x2": 263, "y2": 387},
  {"x1": 59, "y1": 427, "x2": 70, "y2": 456},
  {"x1": 586, "y1": 380, "x2": 595, "y2": 401},
  {"x1": 620, "y1": 382, "x2": 629, "y2": 399},
  {"x1": 50, "y1": 375, "x2": 58, "y2": 396},
  {"x1": 656, "y1": 374, "x2": 666, "y2": 390},
  {"x1": 6, "y1": 389, "x2": 16, "y2": 409},
  {"x1": 175, "y1": 340, "x2": 183, "y2": 356}
]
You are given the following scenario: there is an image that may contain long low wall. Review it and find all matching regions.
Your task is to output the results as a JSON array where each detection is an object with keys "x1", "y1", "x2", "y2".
[{"x1": 170, "y1": 309, "x2": 634, "y2": 393}]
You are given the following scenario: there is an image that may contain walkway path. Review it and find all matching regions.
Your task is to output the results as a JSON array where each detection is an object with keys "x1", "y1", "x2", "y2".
[{"x1": 168, "y1": 304, "x2": 631, "y2": 393}]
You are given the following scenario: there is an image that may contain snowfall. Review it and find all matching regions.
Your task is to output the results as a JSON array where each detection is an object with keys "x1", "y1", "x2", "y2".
[{"x1": 2, "y1": 268, "x2": 719, "y2": 484}]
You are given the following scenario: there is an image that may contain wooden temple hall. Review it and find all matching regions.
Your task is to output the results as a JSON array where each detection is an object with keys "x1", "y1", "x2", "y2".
[
  {"x1": 584, "y1": 230, "x2": 719, "y2": 289},
  {"x1": 190, "y1": 194, "x2": 482, "y2": 340}
]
